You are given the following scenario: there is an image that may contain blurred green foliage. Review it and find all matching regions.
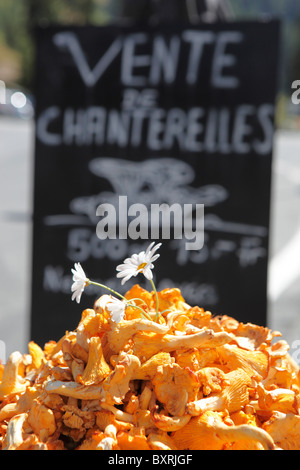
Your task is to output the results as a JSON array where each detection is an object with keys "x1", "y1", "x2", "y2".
[{"x1": 0, "y1": 0, "x2": 118, "y2": 88}]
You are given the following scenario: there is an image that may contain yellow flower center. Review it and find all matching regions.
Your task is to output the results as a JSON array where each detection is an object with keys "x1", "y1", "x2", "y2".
[{"x1": 137, "y1": 262, "x2": 147, "y2": 271}]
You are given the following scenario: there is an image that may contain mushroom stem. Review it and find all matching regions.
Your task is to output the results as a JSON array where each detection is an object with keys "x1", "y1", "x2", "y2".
[
  {"x1": 215, "y1": 423, "x2": 276, "y2": 450},
  {"x1": 151, "y1": 406, "x2": 191, "y2": 432},
  {"x1": 100, "y1": 403, "x2": 134, "y2": 423},
  {"x1": 3, "y1": 413, "x2": 27, "y2": 450},
  {"x1": 45, "y1": 380, "x2": 103, "y2": 400},
  {"x1": 0, "y1": 352, "x2": 27, "y2": 399},
  {"x1": 187, "y1": 395, "x2": 223, "y2": 415}
]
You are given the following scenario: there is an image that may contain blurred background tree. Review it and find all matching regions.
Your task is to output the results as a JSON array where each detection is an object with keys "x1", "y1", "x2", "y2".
[
  {"x1": 0, "y1": 0, "x2": 117, "y2": 88},
  {"x1": 0, "y1": 0, "x2": 300, "y2": 127},
  {"x1": 0, "y1": 1, "x2": 29, "y2": 86},
  {"x1": 230, "y1": 0, "x2": 300, "y2": 128}
]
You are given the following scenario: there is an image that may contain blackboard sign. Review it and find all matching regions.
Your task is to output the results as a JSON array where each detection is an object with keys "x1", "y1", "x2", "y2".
[{"x1": 31, "y1": 21, "x2": 280, "y2": 346}]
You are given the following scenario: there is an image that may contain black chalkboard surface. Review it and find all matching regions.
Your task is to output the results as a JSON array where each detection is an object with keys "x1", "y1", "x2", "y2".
[{"x1": 31, "y1": 21, "x2": 280, "y2": 346}]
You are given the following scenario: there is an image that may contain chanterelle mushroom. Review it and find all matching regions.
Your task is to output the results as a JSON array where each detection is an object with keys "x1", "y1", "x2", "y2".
[
  {"x1": 172, "y1": 411, "x2": 275, "y2": 450},
  {"x1": 1, "y1": 284, "x2": 299, "y2": 450},
  {"x1": 2, "y1": 413, "x2": 28, "y2": 450},
  {"x1": 187, "y1": 368, "x2": 251, "y2": 416},
  {"x1": 0, "y1": 352, "x2": 28, "y2": 399},
  {"x1": 152, "y1": 363, "x2": 199, "y2": 416},
  {"x1": 262, "y1": 412, "x2": 300, "y2": 450},
  {"x1": 80, "y1": 336, "x2": 111, "y2": 385},
  {"x1": 131, "y1": 329, "x2": 234, "y2": 360}
]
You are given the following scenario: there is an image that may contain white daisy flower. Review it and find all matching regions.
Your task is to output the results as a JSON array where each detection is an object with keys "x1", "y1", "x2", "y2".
[
  {"x1": 116, "y1": 242, "x2": 161, "y2": 285},
  {"x1": 106, "y1": 296, "x2": 127, "y2": 323},
  {"x1": 71, "y1": 262, "x2": 89, "y2": 303}
]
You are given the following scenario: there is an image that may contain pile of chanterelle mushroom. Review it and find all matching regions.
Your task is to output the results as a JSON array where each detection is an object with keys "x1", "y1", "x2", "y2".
[{"x1": 1, "y1": 283, "x2": 300, "y2": 450}]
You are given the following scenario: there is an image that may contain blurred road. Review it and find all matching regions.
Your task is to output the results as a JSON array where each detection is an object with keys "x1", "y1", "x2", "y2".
[
  {"x1": 0, "y1": 116, "x2": 300, "y2": 360},
  {"x1": 0, "y1": 116, "x2": 34, "y2": 360},
  {"x1": 268, "y1": 130, "x2": 300, "y2": 350}
]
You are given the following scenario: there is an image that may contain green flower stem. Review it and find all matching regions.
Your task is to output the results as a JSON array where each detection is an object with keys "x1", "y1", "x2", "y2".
[
  {"x1": 87, "y1": 280, "x2": 126, "y2": 300},
  {"x1": 126, "y1": 298, "x2": 154, "y2": 321},
  {"x1": 150, "y1": 279, "x2": 159, "y2": 321},
  {"x1": 127, "y1": 304, "x2": 152, "y2": 321},
  {"x1": 87, "y1": 280, "x2": 152, "y2": 321}
]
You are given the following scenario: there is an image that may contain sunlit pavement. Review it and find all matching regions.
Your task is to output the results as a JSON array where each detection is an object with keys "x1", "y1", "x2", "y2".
[
  {"x1": 0, "y1": 116, "x2": 300, "y2": 359},
  {"x1": 0, "y1": 116, "x2": 34, "y2": 358},
  {"x1": 268, "y1": 130, "x2": 300, "y2": 353}
]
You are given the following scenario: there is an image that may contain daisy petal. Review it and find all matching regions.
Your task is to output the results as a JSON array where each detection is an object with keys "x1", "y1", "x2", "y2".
[
  {"x1": 143, "y1": 266, "x2": 153, "y2": 280},
  {"x1": 115, "y1": 242, "x2": 161, "y2": 285},
  {"x1": 70, "y1": 263, "x2": 88, "y2": 303},
  {"x1": 106, "y1": 297, "x2": 126, "y2": 323}
]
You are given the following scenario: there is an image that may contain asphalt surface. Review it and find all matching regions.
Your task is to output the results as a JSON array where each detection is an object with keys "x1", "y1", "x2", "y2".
[
  {"x1": 0, "y1": 116, "x2": 34, "y2": 361},
  {"x1": 0, "y1": 116, "x2": 300, "y2": 361}
]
